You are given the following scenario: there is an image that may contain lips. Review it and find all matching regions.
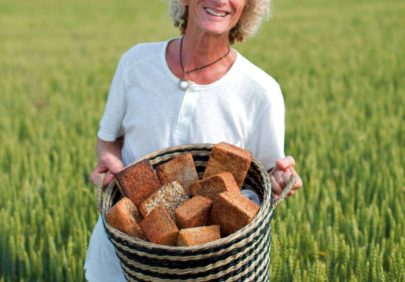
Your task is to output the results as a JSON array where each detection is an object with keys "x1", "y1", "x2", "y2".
[{"x1": 204, "y1": 7, "x2": 230, "y2": 17}]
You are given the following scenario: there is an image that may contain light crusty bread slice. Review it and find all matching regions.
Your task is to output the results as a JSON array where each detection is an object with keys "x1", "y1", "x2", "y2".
[
  {"x1": 139, "y1": 205, "x2": 179, "y2": 245},
  {"x1": 203, "y1": 142, "x2": 252, "y2": 188},
  {"x1": 175, "y1": 196, "x2": 213, "y2": 229},
  {"x1": 106, "y1": 197, "x2": 145, "y2": 239},
  {"x1": 177, "y1": 225, "x2": 221, "y2": 246}
]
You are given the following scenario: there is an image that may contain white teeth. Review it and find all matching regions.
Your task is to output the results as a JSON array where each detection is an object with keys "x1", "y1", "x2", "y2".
[{"x1": 205, "y1": 8, "x2": 227, "y2": 17}]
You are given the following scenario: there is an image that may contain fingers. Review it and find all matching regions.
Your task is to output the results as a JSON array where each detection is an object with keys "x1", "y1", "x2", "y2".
[
  {"x1": 90, "y1": 153, "x2": 124, "y2": 187},
  {"x1": 282, "y1": 168, "x2": 292, "y2": 185},
  {"x1": 270, "y1": 176, "x2": 283, "y2": 195},
  {"x1": 109, "y1": 160, "x2": 124, "y2": 175},
  {"x1": 275, "y1": 156, "x2": 295, "y2": 170},
  {"x1": 270, "y1": 165, "x2": 302, "y2": 199},
  {"x1": 90, "y1": 170, "x2": 116, "y2": 187},
  {"x1": 90, "y1": 160, "x2": 123, "y2": 187},
  {"x1": 90, "y1": 166, "x2": 107, "y2": 185},
  {"x1": 100, "y1": 154, "x2": 124, "y2": 174},
  {"x1": 103, "y1": 172, "x2": 115, "y2": 187},
  {"x1": 273, "y1": 170, "x2": 285, "y2": 187}
]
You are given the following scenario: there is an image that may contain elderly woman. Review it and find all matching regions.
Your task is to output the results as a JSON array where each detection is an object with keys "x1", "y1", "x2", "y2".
[{"x1": 85, "y1": 0, "x2": 302, "y2": 280}]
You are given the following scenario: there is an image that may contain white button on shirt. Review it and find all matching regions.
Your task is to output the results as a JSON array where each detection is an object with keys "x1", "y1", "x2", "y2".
[
  {"x1": 85, "y1": 39, "x2": 286, "y2": 281},
  {"x1": 174, "y1": 84, "x2": 201, "y2": 144}
]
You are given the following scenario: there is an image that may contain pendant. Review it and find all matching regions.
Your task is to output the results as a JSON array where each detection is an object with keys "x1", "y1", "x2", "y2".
[{"x1": 179, "y1": 80, "x2": 190, "y2": 91}]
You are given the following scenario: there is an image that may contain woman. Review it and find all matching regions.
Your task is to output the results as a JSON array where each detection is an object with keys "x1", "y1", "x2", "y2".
[{"x1": 85, "y1": 0, "x2": 302, "y2": 280}]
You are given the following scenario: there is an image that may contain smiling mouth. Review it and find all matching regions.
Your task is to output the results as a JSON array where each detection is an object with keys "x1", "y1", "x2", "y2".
[{"x1": 204, "y1": 7, "x2": 229, "y2": 17}]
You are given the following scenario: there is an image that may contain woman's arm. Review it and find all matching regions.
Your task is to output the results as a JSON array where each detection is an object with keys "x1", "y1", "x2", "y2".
[{"x1": 90, "y1": 137, "x2": 124, "y2": 187}]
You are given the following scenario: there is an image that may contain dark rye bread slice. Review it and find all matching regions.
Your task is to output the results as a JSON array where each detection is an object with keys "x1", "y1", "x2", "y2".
[
  {"x1": 203, "y1": 142, "x2": 252, "y2": 188},
  {"x1": 114, "y1": 160, "x2": 161, "y2": 207}
]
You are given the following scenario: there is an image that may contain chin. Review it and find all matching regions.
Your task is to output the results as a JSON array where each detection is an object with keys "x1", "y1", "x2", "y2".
[{"x1": 199, "y1": 22, "x2": 233, "y2": 37}]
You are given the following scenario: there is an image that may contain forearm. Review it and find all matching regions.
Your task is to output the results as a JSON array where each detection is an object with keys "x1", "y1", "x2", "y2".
[{"x1": 95, "y1": 137, "x2": 123, "y2": 162}]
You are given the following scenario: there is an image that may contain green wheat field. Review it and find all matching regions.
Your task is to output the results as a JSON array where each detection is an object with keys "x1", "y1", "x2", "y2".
[{"x1": 1, "y1": 0, "x2": 404, "y2": 281}]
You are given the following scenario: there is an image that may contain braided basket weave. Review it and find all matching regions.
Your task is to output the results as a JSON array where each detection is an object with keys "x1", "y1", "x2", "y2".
[{"x1": 97, "y1": 144, "x2": 296, "y2": 282}]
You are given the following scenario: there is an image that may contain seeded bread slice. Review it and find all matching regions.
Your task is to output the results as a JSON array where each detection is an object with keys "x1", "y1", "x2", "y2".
[{"x1": 139, "y1": 181, "x2": 189, "y2": 220}]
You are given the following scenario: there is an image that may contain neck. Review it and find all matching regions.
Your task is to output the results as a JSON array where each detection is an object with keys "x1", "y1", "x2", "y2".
[
  {"x1": 181, "y1": 30, "x2": 230, "y2": 70},
  {"x1": 165, "y1": 30, "x2": 237, "y2": 85}
]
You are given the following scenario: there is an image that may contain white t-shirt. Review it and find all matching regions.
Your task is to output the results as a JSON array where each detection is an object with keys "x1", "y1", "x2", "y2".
[{"x1": 85, "y1": 40, "x2": 285, "y2": 281}]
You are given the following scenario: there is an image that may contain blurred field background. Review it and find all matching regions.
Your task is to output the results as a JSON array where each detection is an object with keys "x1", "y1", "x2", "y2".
[{"x1": 0, "y1": 0, "x2": 404, "y2": 281}]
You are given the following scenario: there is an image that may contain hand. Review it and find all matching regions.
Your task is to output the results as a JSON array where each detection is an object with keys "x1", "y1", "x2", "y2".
[
  {"x1": 89, "y1": 138, "x2": 124, "y2": 187},
  {"x1": 90, "y1": 154, "x2": 124, "y2": 187},
  {"x1": 269, "y1": 156, "x2": 303, "y2": 200}
]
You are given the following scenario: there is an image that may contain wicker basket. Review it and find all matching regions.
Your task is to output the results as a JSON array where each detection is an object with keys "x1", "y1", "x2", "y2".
[{"x1": 96, "y1": 144, "x2": 296, "y2": 282}]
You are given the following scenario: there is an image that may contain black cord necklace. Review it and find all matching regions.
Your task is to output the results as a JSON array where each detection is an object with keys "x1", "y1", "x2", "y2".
[{"x1": 179, "y1": 36, "x2": 231, "y2": 75}]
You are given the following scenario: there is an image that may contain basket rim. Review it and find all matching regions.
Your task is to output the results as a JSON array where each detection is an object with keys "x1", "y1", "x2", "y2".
[{"x1": 102, "y1": 142, "x2": 273, "y2": 251}]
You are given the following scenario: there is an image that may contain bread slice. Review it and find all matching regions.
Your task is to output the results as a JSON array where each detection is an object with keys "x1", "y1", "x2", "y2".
[
  {"x1": 190, "y1": 172, "x2": 240, "y2": 200},
  {"x1": 106, "y1": 197, "x2": 145, "y2": 239},
  {"x1": 156, "y1": 153, "x2": 199, "y2": 195},
  {"x1": 139, "y1": 205, "x2": 179, "y2": 245},
  {"x1": 177, "y1": 225, "x2": 221, "y2": 246},
  {"x1": 114, "y1": 160, "x2": 161, "y2": 206},
  {"x1": 175, "y1": 196, "x2": 213, "y2": 229},
  {"x1": 139, "y1": 181, "x2": 189, "y2": 220},
  {"x1": 210, "y1": 191, "x2": 260, "y2": 236},
  {"x1": 203, "y1": 142, "x2": 252, "y2": 188}
]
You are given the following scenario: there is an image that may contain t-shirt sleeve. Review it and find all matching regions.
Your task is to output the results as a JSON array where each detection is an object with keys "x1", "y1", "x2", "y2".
[
  {"x1": 246, "y1": 85, "x2": 285, "y2": 170},
  {"x1": 97, "y1": 54, "x2": 128, "y2": 142}
]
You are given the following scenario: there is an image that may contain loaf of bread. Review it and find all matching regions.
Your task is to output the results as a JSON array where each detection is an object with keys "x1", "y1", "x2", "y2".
[
  {"x1": 156, "y1": 153, "x2": 199, "y2": 195},
  {"x1": 203, "y1": 142, "x2": 252, "y2": 188},
  {"x1": 139, "y1": 205, "x2": 179, "y2": 245},
  {"x1": 210, "y1": 191, "x2": 260, "y2": 236},
  {"x1": 139, "y1": 181, "x2": 189, "y2": 220},
  {"x1": 106, "y1": 197, "x2": 145, "y2": 239},
  {"x1": 114, "y1": 160, "x2": 161, "y2": 206},
  {"x1": 190, "y1": 172, "x2": 240, "y2": 200},
  {"x1": 177, "y1": 225, "x2": 221, "y2": 246},
  {"x1": 175, "y1": 196, "x2": 213, "y2": 229}
]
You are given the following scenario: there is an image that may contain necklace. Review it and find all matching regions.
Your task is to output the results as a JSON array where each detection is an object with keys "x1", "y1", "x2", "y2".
[{"x1": 179, "y1": 37, "x2": 231, "y2": 75}]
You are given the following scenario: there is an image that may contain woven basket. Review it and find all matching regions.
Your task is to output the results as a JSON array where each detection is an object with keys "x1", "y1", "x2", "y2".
[{"x1": 96, "y1": 144, "x2": 296, "y2": 282}]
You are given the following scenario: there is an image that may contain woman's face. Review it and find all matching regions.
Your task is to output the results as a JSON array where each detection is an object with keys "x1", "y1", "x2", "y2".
[{"x1": 184, "y1": 0, "x2": 245, "y2": 37}]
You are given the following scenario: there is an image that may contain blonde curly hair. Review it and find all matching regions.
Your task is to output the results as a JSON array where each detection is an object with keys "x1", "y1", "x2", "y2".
[{"x1": 169, "y1": 0, "x2": 271, "y2": 44}]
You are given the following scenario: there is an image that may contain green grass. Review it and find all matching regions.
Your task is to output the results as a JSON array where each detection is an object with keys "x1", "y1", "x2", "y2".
[{"x1": 0, "y1": 0, "x2": 404, "y2": 281}]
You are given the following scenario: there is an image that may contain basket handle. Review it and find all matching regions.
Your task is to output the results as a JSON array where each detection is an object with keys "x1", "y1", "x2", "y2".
[
  {"x1": 271, "y1": 172, "x2": 298, "y2": 210},
  {"x1": 95, "y1": 173, "x2": 107, "y2": 213}
]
